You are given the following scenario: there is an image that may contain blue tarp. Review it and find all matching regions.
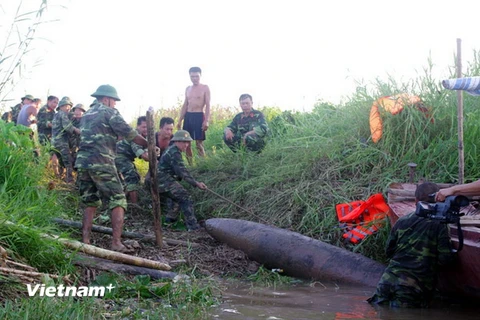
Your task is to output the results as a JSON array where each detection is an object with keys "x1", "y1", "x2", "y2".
[{"x1": 442, "y1": 77, "x2": 480, "y2": 96}]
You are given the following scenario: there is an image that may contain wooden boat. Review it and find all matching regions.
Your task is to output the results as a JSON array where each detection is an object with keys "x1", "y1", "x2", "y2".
[
  {"x1": 205, "y1": 218, "x2": 385, "y2": 287},
  {"x1": 387, "y1": 182, "x2": 480, "y2": 299}
]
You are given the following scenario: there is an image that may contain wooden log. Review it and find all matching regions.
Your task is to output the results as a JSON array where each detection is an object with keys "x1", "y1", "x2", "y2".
[
  {"x1": 57, "y1": 238, "x2": 171, "y2": 271},
  {"x1": 52, "y1": 218, "x2": 199, "y2": 248},
  {"x1": 74, "y1": 255, "x2": 177, "y2": 280},
  {"x1": 147, "y1": 107, "x2": 163, "y2": 248}
]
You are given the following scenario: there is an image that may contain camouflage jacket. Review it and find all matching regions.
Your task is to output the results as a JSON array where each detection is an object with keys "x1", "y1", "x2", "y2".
[
  {"x1": 383, "y1": 212, "x2": 456, "y2": 292},
  {"x1": 68, "y1": 115, "x2": 82, "y2": 150},
  {"x1": 116, "y1": 130, "x2": 146, "y2": 162},
  {"x1": 157, "y1": 144, "x2": 197, "y2": 191},
  {"x1": 226, "y1": 109, "x2": 268, "y2": 138},
  {"x1": 37, "y1": 105, "x2": 55, "y2": 137},
  {"x1": 75, "y1": 102, "x2": 137, "y2": 172},
  {"x1": 52, "y1": 110, "x2": 76, "y2": 147}
]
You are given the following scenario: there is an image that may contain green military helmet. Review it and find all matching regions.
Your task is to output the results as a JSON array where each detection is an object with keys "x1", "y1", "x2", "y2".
[
  {"x1": 72, "y1": 103, "x2": 87, "y2": 112},
  {"x1": 171, "y1": 130, "x2": 193, "y2": 142},
  {"x1": 91, "y1": 84, "x2": 121, "y2": 101},
  {"x1": 22, "y1": 94, "x2": 34, "y2": 101},
  {"x1": 57, "y1": 97, "x2": 73, "y2": 110}
]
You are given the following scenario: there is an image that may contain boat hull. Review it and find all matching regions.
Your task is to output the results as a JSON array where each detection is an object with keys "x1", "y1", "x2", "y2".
[
  {"x1": 387, "y1": 183, "x2": 480, "y2": 299},
  {"x1": 205, "y1": 218, "x2": 385, "y2": 287}
]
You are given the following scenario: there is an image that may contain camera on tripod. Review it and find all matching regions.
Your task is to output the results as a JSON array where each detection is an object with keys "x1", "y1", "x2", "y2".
[{"x1": 415, "y1": 195, "x2": 469, "y2": 224}]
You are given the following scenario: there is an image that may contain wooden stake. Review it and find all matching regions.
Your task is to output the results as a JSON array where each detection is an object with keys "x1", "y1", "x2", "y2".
[
  {"x1": 457, "y1": 38, "x2": 465, "y2": 184},
  {"x1": 146, "y1": 107, "x2": 163, "y2": 248}
]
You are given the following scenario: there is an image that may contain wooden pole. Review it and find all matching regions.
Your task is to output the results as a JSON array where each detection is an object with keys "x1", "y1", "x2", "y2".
[
  {"x1": 146, "y1": 107, "x2": 163, "y2": 248},
  {"x1": 457, "y1": 38, "x2": 464, "y2": 184}
]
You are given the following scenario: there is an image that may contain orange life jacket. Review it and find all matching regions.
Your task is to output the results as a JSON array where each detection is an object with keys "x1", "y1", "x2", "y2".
[
  {"x1": 369, "y1": 94, "x2": 432, "y2": 143},
  {"x1": 335, "y1": 193, "x2": 389, "y2": 244}
]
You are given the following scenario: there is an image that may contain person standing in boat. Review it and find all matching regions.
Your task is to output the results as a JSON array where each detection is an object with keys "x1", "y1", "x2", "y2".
[{"x1": 368, "y1": 182, "x2": 457, "y2": 308}]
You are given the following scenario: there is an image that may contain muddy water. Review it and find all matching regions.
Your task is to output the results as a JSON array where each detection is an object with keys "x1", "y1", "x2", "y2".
[{"x1": 212, "y1": 281, "x2": 480, "y2": 320}]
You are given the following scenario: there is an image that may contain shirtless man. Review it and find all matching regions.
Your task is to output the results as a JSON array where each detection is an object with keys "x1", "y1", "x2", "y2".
[{"x1": 177, "y1": 66, "x2": 211, "y2": 164}]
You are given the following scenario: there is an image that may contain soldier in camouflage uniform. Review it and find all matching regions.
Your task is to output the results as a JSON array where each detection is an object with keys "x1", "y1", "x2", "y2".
[
  {"x1": 11, "y1": 94, "x2": 34, "y2": 124},
  {"x1": 368, "y1": 182, "x2": 457, "y2": 308},
  {"x1": 224, "y1": 93, "x2": 269, "y2": 152},
  {"x1": 158, "y1": 130, "x2": 207, "y2": 230},
  {"x1": 51, "y1": 97, "x2": 80, "y2": 183},
  {"x1": 69, "y1": 103, "x2": 86, "y2": 168},
  {"x1": 75, "y1": 85, "x2": 148, "y2": 253},
  {"x1": 37, "y1": 95, "x2": 59, "y2": 145},
  {"x1": 115, "y1": 116, "x2": 149, "y2": 207}
]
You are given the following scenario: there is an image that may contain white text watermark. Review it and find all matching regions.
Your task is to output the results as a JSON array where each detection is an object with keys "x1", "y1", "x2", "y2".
[{"x1": 27, "y1": 284, "x2": 115, "y2": 297}]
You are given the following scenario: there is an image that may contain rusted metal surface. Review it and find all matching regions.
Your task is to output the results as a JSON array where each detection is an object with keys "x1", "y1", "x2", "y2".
[
  {"x1": 205, "y1": 218, "x2": 385, "y2": 287},
  {"x1": 388, "y1": 182, "x2": 480, "y2": 299}
]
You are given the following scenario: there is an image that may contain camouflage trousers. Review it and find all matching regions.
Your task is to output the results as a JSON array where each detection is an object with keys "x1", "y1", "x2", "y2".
[
  {"x1": 367, "y1": 270, "x2": 431, "y2": 308},
  {"x1": 159, "y1": 181, "x2": 199, "y2": 230},
  {"x1": 223, "y1": 133, "x2": 266, "y2": 152},
  {"x1": 77, "y1": 168, "x2": 128, "y2": 211},
  {"x1": 52, "y1": 141, "x2": 72, "y2": 169},
  {"x1": 115, "y1": 157, "x2": 141, "y2": 192}
]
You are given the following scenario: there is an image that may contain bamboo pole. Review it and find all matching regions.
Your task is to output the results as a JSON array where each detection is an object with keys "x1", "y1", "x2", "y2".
[
  {"x1": 52, "y1": 218, "x2": 200, "y2": 247},
  {"x1": 146, "y1": 107, "x2": 163, "y2": 248},
  {"x1": 58, "y1": 238, "x2": 171, "y2": 271},
  {"x1": 457, "y1": 38, "x2": 464, "y2": 184}
]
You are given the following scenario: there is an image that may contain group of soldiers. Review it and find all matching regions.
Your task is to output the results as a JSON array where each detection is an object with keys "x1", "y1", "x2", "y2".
[
  {"x1": 2, "y1": 66, "x2": 270, "y2": 254},
  {"x1": 2, "y1": 84, "x2": 208, "y2": 253},
  {"x1": 2, "y1": 94, "x2": 86, "y2": 182}
]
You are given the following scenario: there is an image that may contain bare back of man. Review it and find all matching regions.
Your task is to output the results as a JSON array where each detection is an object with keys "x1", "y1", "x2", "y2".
[{"x1": 177, "y1": 67, "x2": 211, "y2": 165}]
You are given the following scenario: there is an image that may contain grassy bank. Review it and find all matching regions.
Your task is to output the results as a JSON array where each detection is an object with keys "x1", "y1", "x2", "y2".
[{"x1": 187, "y1": 53, "x2": 480, "y2": 262}]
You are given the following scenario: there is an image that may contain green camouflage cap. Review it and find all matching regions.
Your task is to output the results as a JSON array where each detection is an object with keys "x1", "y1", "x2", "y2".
[
  {"x1": 57, "y1": 97, "x2": 73, "y2": 110},
  {"x1": 72, "y1": 103, "x2": 86, "y2": 112},
  {"x1": 171, "y1": 130, "x2": 193, "y2": 142},
  {"x1": 91, "y1": 84, "x2": 121, "y2": 101},
  {"x1": 22, "y1": 94, "x2": 34, "y2": 101}
]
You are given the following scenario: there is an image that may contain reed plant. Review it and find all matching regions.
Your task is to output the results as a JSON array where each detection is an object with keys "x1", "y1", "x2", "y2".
[{"x1": 0, "y1": 0, "x2": 52, "y2": 105}]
